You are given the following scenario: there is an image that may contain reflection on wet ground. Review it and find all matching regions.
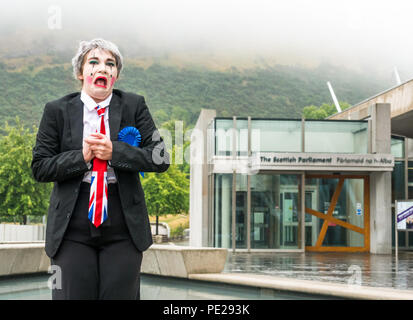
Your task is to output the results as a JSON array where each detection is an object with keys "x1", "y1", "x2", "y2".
[
  {"x1": 141, "y1": 274, "x2": 335, "y2": 300},
  {"x1": 0, "y1": 273, "x2": 334, "y2": 300},
  {"x1": 224, "y1": 251, "x2": 413, "y2": 290},
  {"x1": 1, "y1": 240, "x2": 413, "y2": 299}
]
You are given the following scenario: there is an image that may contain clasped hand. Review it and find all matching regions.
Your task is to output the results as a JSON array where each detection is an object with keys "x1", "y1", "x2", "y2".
[{"x1": 83, "y1": 133, "x2": 113, "y2": 163}]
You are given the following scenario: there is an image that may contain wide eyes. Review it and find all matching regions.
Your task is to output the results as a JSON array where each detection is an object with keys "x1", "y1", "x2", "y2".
[{"x1": 89, "y1": 60, "x2": 115, "y2": 67}]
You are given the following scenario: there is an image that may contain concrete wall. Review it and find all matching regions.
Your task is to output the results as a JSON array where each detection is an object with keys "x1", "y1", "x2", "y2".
[
  {"x1": 0, "y1": 242, "x2": 49, "y2": 276},
  {"x1": 408, "y1": 138, "x2": 413, "y2": 158},
  {"x1": 329, "y1": 79, "x2": 413, "y2": 121},
  {"x1": 0, "y1": 224, "x2": 45, "y2": 242},
  {"x1": 0, "y1": 243, "x2": 228, "y2": 278},
  {"x1": 189, "y1": 109, "x2": 216, "y2": 247},
  {"x1": 370, "y1": 172, "x2": 392, "y2": 254},
  {"x1": 141, "y1": 245, "x2": 228, "y2": 278},
  {"x1": 329, "y1": 79, "x2": 413, "y2": 138},
  {"x1": 369, "y1": 103, "x2": 392, "y2": 254}
]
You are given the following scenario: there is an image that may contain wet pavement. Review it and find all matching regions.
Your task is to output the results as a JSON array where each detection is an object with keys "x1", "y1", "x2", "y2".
[
  {"x1": 0, "y1": 273, "x2": 327, "y2": 300},
  {"x1": 169, "y1": 239, "x2": 413, "y2": 291},
  {"x1": 223, "y1": 251, "x2": 413, "y2": 291},
  {"x1": 2, "y1": 238, "x2": 413, "y2": 299}
]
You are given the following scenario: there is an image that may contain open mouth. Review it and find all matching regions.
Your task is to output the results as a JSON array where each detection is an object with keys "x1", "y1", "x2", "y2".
[{"x1": 94, "y1": 76, "x2": 108, "y2": 88}]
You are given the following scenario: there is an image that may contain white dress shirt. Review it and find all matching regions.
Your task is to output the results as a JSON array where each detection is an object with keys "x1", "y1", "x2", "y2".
[{"x1": 81, "y1": 90, "x2": 117, "y2": 184}]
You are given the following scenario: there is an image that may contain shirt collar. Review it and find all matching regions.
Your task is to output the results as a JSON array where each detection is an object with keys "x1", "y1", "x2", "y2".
[{"x1": 80, "y1": 90, "x2": 113, "y2": 112}]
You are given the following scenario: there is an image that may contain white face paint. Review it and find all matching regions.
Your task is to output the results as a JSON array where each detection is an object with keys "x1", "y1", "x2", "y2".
[{"x1": 78, "y1": 48, "x2": 118, "y2": 103}]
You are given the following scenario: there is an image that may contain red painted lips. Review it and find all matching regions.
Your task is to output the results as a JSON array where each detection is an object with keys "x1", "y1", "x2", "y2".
[{"x1": 94, "y1": 76, "x2": 108, "y2": 88}]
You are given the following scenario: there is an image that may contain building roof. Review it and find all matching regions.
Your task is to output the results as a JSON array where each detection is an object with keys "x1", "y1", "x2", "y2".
[{"x1": 328, "y1": 78, "x2": 413, "y2": 138}]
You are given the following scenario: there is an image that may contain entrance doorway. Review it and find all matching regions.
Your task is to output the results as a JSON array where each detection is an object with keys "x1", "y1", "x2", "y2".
[
  {"x1": 304, "y1": 175, "x2": 370, "y2": 252},
  {"x1": 214, "y1": 173, "x2": 370, "y2": 252},
  {"x1": 278, "y1": 186, "x2": 317, "y2": 248}
]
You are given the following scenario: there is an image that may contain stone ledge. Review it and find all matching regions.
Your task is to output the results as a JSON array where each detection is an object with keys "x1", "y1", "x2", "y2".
[
  {"x1": 141, "y1": 244, "x2": 228, "y2": 278},
  {"x1": 0, "y1": 242, "x2": 50, "y2": 276},
  {"x1": 188, "y1": 273, "x2": 413, "y2": 300},
  {"x1": 0, "y1": 243, "x2": 229, "y2": 279},
  {"x1": 1, "y1": 242, "x2": 412, "y2": 300}
]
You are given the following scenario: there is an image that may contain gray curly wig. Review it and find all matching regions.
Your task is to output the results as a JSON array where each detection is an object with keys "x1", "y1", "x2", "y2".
[{"x1": 71, "y1": 38, "x2": 123, "y2": 80}]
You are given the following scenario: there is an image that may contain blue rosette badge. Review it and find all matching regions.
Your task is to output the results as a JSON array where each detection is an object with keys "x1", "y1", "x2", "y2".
[{"x1": 118, "y1": 126, "x2": 144, "y2": 178}]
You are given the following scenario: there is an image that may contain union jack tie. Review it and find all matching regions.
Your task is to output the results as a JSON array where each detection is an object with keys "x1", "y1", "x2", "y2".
[{"x1": 88, "y1": 105, "x2": 108, "y2": 228}]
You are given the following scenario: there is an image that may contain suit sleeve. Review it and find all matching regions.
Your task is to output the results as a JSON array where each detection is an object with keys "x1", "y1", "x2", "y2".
[
  {"x1": 31, "y1": 102, "x2": 89, "y2": 183},
  {"x1": 110, "y1": 96, "x2": 170, "y2": 173}
]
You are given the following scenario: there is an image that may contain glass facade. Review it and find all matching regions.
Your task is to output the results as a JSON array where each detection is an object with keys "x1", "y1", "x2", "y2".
[
  {"x1": 250, "y1": 174, "x2": 300, "y2": 249},
  {"x1": 391, "y1": 136, "x2": 404, "y2": 158},
  {"x1": 389, "y1": 137, "x2": 413, "y2": 251},
  {"x1": 409, "y1": 161, "x2": 413, "y2": 199},
  {"x1": 236, "y1": 119, "x2": 249, "y2": 157},
  {"x1": 392, "y1": 161, "x2": 405, "y2": 203},
  {"x1": 215, "y1": 118, "x2": 369, "y2": 156},
  {"x1": 215, "y1": 119, "x2": 234, "y2": 156},
  {"x1": 213, "y1": 173, "x2": 368, "y2": 250},
  {"x1": 251, "y1": 120, "x2": 302, "y2": 153},
  {"x1": 210, "y1": 117, "x2": 404, "y2": 252},
  {"x1": 305, "y1": 120, "x2": 368, "y2": 154},
  {"x1": 214, "y1": 118, "x2": 250, "y2": 157},
  {"x1": 236, "y1": 174, "x2": 248, "y2": 248},
  {"x1": 214, "y1": 173, "x2": 233, "y2": 248},
  {"x1": 305, "y1": 177, "x2": 365, "y2": 248},
  {"x1": 389, "y1": 136, "x2": 413, "y2": 250},
  {"x1": 214, "y1": 173, "x2": 301, "y2": 249}
]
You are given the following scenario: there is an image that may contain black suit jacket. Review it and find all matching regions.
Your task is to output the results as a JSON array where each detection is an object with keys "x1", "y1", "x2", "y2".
[{"x1": 31, "y1": 89, "x2": 170, "y2": 258}]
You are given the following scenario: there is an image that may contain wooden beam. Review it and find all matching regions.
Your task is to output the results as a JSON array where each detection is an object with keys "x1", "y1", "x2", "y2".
[
  {"x1": 305, "y1": 246, "x2": 369, "y2": 253},
  {"x1": 304, "y1": 174, "x2": 370, "y2": 253},
  {"x1": 315, "y1": 177, "x2": 345, "y2": 247},
  {"x1": 305, "y1": 207, "x2": 364, "y2": 234},
  {"x1": 364, "y1": 176, "x2": 370, "y2": 251}
]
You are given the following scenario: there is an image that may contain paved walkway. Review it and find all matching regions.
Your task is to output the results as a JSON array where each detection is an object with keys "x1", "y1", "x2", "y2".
[{"x1": 222, "y1": 251, "x2": 413, "y2": 291}]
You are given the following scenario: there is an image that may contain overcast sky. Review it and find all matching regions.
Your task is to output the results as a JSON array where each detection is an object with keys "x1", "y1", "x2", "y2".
[{"x1": 2, "y1": 0, "x2": 413, "y2": 77}]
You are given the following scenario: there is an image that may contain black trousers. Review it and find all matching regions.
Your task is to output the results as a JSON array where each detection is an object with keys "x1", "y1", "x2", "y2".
[{"x1": 51, "y1": 182, "x2": 143, "y2": 300}]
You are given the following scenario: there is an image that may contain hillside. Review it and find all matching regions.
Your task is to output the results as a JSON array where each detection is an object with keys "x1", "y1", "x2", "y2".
[{"x1": 0, "y1": 57, "x2": 392, "y2": 129}]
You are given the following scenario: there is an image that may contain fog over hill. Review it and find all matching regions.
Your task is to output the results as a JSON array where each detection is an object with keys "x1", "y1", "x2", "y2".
[
  {"x1": 1, "y1": 0, "x2": 413, "y2": 78},
  {"x1": 1, "y1": 0, "x2": 412, "y2": 128}
]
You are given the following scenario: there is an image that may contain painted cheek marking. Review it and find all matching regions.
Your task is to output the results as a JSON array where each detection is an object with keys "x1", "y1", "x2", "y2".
[
  {"x1": 86, "y1": 76, "x2": 93, "y2": 85},
  {"x1": 110, "y1": 76, "x2": 116, "y2": 87}
]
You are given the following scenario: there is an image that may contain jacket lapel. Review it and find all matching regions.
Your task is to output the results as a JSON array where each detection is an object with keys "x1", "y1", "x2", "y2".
[
  {"x1": 68, "y1": 94, "x2": 84, "y2": 149},
  {"x1": 67, "y1": 92, "x2": 122, "y2": 148},
  {"x1": 109, "y1": 93, "x2": 122, "y2": 141}
]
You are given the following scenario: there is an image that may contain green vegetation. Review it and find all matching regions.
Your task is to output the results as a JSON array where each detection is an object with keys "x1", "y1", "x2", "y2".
[
  {"x1": 141, "y1": 147, "x2": 190, "y2": 233},
  {"x1": 0, "y1": 117, "x2": 190, "y2": 225},
  {"x1": 170, "y1": 223, "x2": 189, "y2": 238},
  {"x1": 0, "y1": 56, "x2": 392, "y2": 225},
  {"x1": 0, "y1": 59, "x2": 389, "y2": 129},
  {"x1": 0, "y1": 118, "x2": 52, "y2": 224},
  {"x1": 141, "y1": 163, "x2": 189, "y2": 216},
  {"x1": 302, "y1": 102, "x2": 352, "y2": 119}
]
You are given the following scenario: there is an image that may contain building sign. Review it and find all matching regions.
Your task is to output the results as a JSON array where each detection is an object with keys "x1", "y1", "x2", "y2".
[
  {"x1": 212, "y1": 152, "x2": 394, "y2": 173},
  {"x1": 250, "y1": 152, "x2": 394, "y2": 172},
  {"x1": 396, "y1": 201, "x2": 413, "y2": 230}
]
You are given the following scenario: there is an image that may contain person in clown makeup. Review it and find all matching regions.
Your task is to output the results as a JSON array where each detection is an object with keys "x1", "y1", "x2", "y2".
[{"x1": 32, "y1": 38, "x2": 170, "y2": 300}]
